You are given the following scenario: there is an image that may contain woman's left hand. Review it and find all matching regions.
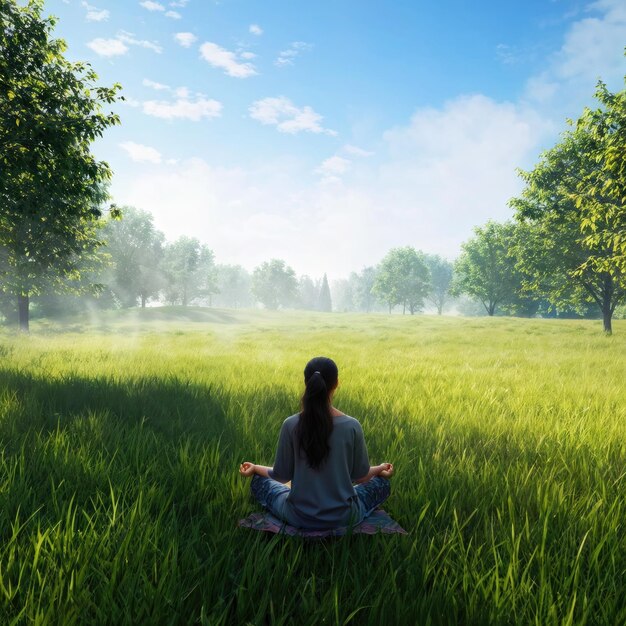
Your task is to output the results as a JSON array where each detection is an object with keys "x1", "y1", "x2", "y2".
[
  {"x1": 239, "y1": 461, "x2": 256, "y2": 477},
  {"x1": 379, "y1": 462, "x2": 394, "y2": 478}
]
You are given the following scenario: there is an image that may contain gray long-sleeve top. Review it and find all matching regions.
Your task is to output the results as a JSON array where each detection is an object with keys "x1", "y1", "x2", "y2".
[{"x1": 268, "y1": 413, "x2": 371, "y2": 529}]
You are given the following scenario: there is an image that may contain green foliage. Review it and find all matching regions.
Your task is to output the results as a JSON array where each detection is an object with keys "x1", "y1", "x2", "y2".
[
  {"x1": 102, "y1": 207, "x2": 165, "y2": 308},
  {"x1": 373, "y1": 247, "x2": 430, "y2": 314},
  {"x1": 251, "y1": 259, "x2": 297, "y2": 310},
  {"x1": 451, "y1": 221, "x2": 519, "y2": 316},
  {"x1": 0, "y1": 310, "x2": 624, "y2": 624},
  {"x1": 423, "y1": 254, "x2": 453, "y2": 314},
  {"x1": 0, "y1": 0, "x2": 121, "y2": 327},
  {"x1": 162, "y1": 237, "x2": 217, "y2": 306},
  {"x1": 575, "y1": 80, "x2": 626, "y2": 275},
  {"x1": 336, "y1": 267, "x2": 380, "y2": 313}
]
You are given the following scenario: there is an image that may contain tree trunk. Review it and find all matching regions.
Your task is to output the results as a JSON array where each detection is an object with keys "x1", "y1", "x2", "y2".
[
  {"x1": 141, "y1": 294, "x2": 146, "y2": 308},
  {"x1": 602, "y1": 273, "x2": 613, "y2": 334},
  {"x1": 388, "y1": 302, "x2": 392, "y2": 314},
  {"x1": 488, "y1": 301, "x2": 496, "y2": 316},
  {"x1": 437, "y1": 304, "x2": 443, "y2": 315},
  {"x1": 18, "y1": 293, "x2": 29, "y2": 333}
]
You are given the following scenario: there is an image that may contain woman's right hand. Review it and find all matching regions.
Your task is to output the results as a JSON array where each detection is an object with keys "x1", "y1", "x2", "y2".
[
  {"x1": 239, "y1": 462, "x2": 256, "y2": 477},
  {"x1": 378, "y1": 463, "x2": 394, "y2": 478}
]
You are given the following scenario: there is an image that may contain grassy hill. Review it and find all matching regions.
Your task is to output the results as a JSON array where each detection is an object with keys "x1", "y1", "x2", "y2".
[{"x1": 0, "y1": 309, "x2": 624, "y2": 624}]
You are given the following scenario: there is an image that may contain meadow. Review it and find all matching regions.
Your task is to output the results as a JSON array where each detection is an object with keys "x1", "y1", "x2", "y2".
[{"x1": 0, "y1": 308, "x2": 624, "y2": 625}]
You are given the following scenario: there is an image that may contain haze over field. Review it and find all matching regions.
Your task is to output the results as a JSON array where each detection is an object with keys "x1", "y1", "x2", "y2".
[{"x1": 47, "y1": 0, "x2": 626, "y2": 277}]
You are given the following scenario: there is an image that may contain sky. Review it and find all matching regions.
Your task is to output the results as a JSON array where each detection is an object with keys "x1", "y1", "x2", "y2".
[{"x1": 45, "y1": 0, "x2": 626, "y2": 279}]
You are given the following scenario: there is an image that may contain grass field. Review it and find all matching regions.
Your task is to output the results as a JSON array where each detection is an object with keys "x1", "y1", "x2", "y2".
[{"x1": 0, "y1": 308, "x2": 625, "y2": 625}]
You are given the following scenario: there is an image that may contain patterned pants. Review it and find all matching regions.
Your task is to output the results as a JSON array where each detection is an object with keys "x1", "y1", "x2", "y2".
[{"x1": 250, "y1": 474, "x2": 391, "y2": 525}]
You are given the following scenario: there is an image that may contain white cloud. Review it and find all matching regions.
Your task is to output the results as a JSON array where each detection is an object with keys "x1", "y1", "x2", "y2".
[
  {"x1": 317, "y1": 156, "x2": 351, "y2": 177},
  {"x1": 123, "y1": 97, "x2": 142, "y2": 108},
  {"x1": 116, "y1": 158, "x2": 383, "y2": 277},
  {"x1": 199, "y1": 42, "x2": 257, "y2": 78},
  {"x1": 169, "y1": 0, "x2": 188, "y2": 6},
  {"x1": 523, "y1": 0, "x2": 626, "y2": 107},
  {"x1": 174, "y1": 32, "x2": 197, "y2": 47},
  {"x1": 376, "y1": 94, "x2": 549, "y2": 255},
  {"x1": 240, "y1": 51, "x2": 256, "y2": 60},
  {"x1": 143, "y1": 78, "x2": 170, "y2": 90},
  {"x1": 166, "y1": 10, "x2": 181, "y2": 19},
  {"x1": 87, "y1": 32, "x2": 162, "y2": 57},
  {"x1": 343, "y1": 144, "x2": 374, "y2": 157},
  {"x1": 120, "y1": 141, "x2": 163, "y2": 164},
  {"x1": 555, "y1": 0, "x2": 626, "y2": 81},
  {"x1": 249, "y1": 24, "x2": 263, "y2": 36},
  {"x1": 118, "y1": 31, "x2": 162, "y2": 54},
  {"x1": 495, "y1": 43, "x2": 517, "y2": 65},
  {"x1": 142, "y1": 95, "x2": 222, "y2": 121},
  {"x1": 275, "y1": 41, "x2": 313, "y2": 67},
  {"x1": 249, "y1": 97, "x2": 337, "y2": 135},
  {"x1": 140, "y1": 1, "x2": 165, "y2": 11},
  {"x1": 82, "y1": 1, "x2": 109, "y2": 22},
  {"x1": 87, "y1": 38, "x2": 129, "y2": 57}
]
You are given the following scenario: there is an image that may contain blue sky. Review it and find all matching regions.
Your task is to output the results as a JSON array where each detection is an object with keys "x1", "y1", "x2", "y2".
[{"x1": 47, "y1": 0, "x2": 626, "y2": 278}]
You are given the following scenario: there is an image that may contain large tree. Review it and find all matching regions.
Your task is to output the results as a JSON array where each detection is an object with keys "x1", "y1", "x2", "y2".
[
  {"x1": 102, "y1": 207, "x2": 165, "y2": 308},
  {"x1": 251, "y1": 259, "x2": 297, "y2": 310},
  {"x1": 423, "y1": 254, "x2": 453, "y2": 315},
  {"x1": 510, "y1": 82, "x2": 626, "y2": 333},
  {"x1": 373, "y1": 247, "x2": 430, "y2": 314},
  {"x1": 162, "y1": 237, "x2": 217, "y2": 306},
  {"x1": 451, "y1": 221, "x2": 518, "y2": 316},
  {"x1": 0, "y1": 0, "x2": 121, "y2": 331}
]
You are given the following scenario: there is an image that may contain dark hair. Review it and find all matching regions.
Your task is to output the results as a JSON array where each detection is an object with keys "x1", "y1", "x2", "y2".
[{"x1": 297, "y1": 356, "x2": 339, "y2": 470}]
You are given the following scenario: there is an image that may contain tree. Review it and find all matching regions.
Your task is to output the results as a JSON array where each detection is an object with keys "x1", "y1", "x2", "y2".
[
  {"x1": 373, "y1": 247, "x2": 430, "y2": 314},
  {"x1": 297, "y1": 275, "x2": 320, "y2": 310},
  {"x1": 354, "y1": 267, "x2": 379, "y2": 312},
  {"x1": 509, "y1": 88, "x2": 626, "y2": 333},
  {"x1": 0, "y1": 0, "x2": 121, "y2": 331},
  {"x1": 423, "y1": 254, "x2": 453, "y2": 315},
  {"x1": 102, "y1": 207, "x2": 165, "y2": 308},
  {"x1": 576, "y1": 79, "x2": 626, "y2": 277},
  {"x1": 251, "y1": 259, "x2": 297, "y2": 310},
  {"x1": 213, "y1": 264, "x2": 252, "y2": 308},
  {"x1": 162, "y1": 237, "x2": 217, "y2": 306},
  {"x1": 318, "y1": 273, "x2": 332, "y2": 312},
  {"x1": 451, "y1": 221, "x2": 518, "y2": 316},
  {"x1": 330, "y1": 277, "x2": 353, "y2": 312}
]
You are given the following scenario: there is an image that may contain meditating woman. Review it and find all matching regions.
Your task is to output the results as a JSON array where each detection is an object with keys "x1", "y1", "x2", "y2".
[{"x1": 239, "y1": 356, "x2": 394, "y2": 529}]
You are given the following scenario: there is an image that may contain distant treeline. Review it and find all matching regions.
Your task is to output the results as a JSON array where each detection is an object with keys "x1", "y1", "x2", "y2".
[{"x1": 1, "y1": 205, "x2": 623, "y2": 327}]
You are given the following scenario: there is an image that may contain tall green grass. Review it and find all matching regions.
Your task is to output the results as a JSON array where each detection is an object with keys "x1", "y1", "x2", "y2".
[{"x1": 0, "y1": 308, "x2": 624, "y2": 624}]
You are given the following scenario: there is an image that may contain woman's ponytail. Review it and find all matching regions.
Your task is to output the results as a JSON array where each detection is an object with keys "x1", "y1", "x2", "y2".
[{"x1": 297, "y1": 357, "x2": 338, "y2": 469}]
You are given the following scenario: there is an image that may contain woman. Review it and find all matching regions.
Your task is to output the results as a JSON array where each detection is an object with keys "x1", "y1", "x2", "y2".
[{"x1": 239, "y1": 356, "x2": 394, "y2": 529}]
